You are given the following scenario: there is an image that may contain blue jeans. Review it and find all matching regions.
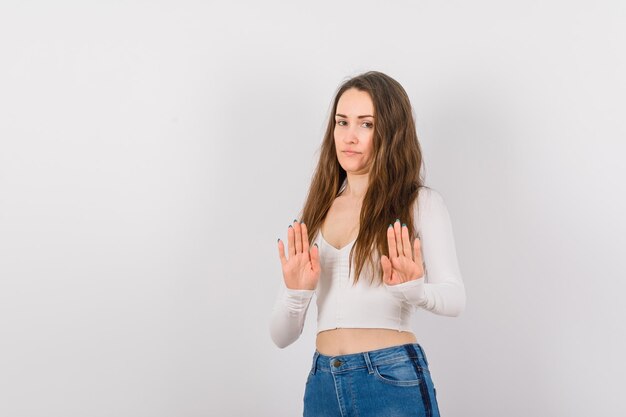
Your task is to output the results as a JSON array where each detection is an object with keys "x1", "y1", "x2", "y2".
[{"x1": 303, "y1": 343, "x2": 440, "y2": 417}]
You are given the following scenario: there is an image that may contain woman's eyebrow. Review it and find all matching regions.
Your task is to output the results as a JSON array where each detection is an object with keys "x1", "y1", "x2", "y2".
[{"x1": 335, "y1": 113, "x2": 375, "y2": 118}]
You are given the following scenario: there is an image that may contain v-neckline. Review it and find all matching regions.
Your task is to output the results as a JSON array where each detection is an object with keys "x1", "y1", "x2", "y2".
[{"x1": 319, "y1": 232, "x2": 357, "y2": 252}]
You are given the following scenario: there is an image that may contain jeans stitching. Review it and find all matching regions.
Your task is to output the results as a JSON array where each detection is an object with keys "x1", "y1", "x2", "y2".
[
  {"x1": 372, "y1": 362, "x2": 423, "y2": 386},
  {"x1": 327, "y1": 356, "x2": 428, "y2": 373}
]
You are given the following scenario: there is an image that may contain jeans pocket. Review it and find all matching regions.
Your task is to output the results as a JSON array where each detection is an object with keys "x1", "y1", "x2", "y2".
[{"x1": 373, "y1": 358, "x2": 425, "y2": 387}]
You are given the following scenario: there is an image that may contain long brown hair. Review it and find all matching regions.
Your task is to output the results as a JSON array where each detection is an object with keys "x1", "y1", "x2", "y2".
[{"x1": 299, "y1": 71, "x2": 428, "y2": 286}]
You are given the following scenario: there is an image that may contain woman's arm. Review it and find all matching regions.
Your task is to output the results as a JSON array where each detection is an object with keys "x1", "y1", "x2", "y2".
[
  {"x1": 384, "y1": 187, "x2": 466, "y2": 316},
  {"x1": 268, "y1": 282, "x2": 315, "y2": 348},
  {"x1": 270, "y1": 221, "x2": 320, "y2": 348}
]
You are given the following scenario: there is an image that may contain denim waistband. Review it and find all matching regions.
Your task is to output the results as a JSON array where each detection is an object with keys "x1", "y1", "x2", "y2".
[{"x1": 310, "y1": 343, "x2": 428, "y2": 375}]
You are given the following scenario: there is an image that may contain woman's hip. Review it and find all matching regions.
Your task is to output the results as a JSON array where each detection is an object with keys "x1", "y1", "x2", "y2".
[{"x1": 303, "y1": 342, "x2": 440, "y2": 417}]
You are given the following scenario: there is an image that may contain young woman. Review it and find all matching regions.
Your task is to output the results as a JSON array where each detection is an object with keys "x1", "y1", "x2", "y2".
[{"x1": 269, "y1": 71, "x2": 465, "y2": 417}]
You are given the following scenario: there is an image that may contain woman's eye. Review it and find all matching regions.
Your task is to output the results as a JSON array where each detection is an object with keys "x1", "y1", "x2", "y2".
[{"x1": 335, "y1": 120, "x2": 372, "y2": 128}]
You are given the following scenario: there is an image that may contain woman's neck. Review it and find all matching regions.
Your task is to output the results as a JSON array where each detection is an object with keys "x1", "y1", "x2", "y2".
[{"x1": 341, "y1": 172, "x2": 369, "y2": 200}]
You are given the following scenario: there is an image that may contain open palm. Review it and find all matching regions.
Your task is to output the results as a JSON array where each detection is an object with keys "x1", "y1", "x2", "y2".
[
  {"x1": 381, "y1": 219, "x2": 425, "y2": 285},
  {"x1": 277, "y1": 220, "x2": 320, "y2": 290}
]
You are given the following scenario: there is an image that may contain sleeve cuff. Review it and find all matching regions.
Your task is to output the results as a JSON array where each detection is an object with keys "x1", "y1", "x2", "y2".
[
  {"x1": 384, "y1": 277, "x2": 427, "y2": 306},
  {"x1": 282, "y1": 287, "x2": 315, "y2": 313}
]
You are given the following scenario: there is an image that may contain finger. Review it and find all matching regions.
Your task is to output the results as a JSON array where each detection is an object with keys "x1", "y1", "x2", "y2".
[
  {"x1": 401, "y1": 223, "x2": 412, "y2": 260},
  {"x1": 412, "y1": 236, "x2": 422, "y2": 264},
  {"x1": 278, "y1": 239, "x2": 288, "y2": 266},
  {"x1": 387, "y1": 224, "x2": 398, "y2": 259},
  {"x1": 310, "y1": 243, "x2": 320, "y2": 273},
  {"x1": 413, "y1": 238, "x2": 425, "y2": 279},
  {"x1": 287, "y1": 224, "x2": 295, "y2": 258},
  {"x1": 293, "y1": 219, "x2": 302, "y2": 253},
  {"x1": 393, "y1": 219, "x2": 403, "y2": 257},
  {"x1": 301, "y1": 222, "x2": 310, "y2": 253}
]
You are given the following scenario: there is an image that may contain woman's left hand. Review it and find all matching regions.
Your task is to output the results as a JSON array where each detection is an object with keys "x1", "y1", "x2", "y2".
[{"x1": 381, "y1": 219, "x2": 425, "y2": 285}]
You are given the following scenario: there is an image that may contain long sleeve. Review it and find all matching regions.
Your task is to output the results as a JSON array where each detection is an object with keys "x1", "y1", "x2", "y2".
[
  {"x1": 268, "y1": 281, "x2": 315, "y2": 348},
  {"x1": 384, "y1": 187, "x2": 466, "y2": 317}
]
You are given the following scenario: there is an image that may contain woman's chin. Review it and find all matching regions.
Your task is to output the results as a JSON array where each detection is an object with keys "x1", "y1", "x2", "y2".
[{"x1": 341, "y1": 165, "x2": 369, "y2": 175}]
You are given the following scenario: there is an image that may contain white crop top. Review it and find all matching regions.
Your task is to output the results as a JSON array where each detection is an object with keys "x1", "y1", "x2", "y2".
[{"x1": 269, "y1": 186, "x2": 465, "y2": 349}]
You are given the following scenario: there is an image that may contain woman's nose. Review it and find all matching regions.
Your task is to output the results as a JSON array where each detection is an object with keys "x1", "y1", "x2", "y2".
[{"x1": 343, "y1": 126, "x2": 358, "y2": 143}]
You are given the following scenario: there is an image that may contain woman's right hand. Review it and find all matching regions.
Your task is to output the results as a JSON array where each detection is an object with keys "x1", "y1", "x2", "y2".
[{"x1": 277, "y1": 220, "x2": 320, "y2": 290}]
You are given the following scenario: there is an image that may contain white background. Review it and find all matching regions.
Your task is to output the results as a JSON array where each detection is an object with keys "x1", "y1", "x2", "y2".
[{"x1": 1, "y1": 1, "x2": 624, "y2": 416}]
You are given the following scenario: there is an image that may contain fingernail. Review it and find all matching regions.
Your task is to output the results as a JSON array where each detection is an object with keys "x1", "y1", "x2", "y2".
[
  {"x1": 293, "y1": 218, "x2": 298, "y2": 223},
  {"x1": 395, "y1": 218, "x2": 400, "y2": 223},
  {"x1": 288, "y1": 225, "x2": 293, "y2": 228},
  {"x1": 388, "y1": 224, "x2": 393, "y2": 228},
  {"x1": 277, "y1": 238, "x2": 281, "y2": 242},
  {"x1": 402, "y1": 223, "x2": 406, "y2": 227},
  {"x1": 314, "y1": 243, "x2": 318, "y2": 248},
  {"x1": 301, "y1": 222, "x2": 305, "y2": 226}
]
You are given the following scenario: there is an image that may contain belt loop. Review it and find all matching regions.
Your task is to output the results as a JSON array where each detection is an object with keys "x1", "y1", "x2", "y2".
[
  {"x1": 403, "y1": 343, "x2": 420, "y2": 360},
  {"x1": 363, "y1": 351, "x2": 374, "y2": 374},
  {"x1": 310, "y1": 351, "x2": 319, "y2": 375},
  {"x1": 417, "y1": 344, "x2": 429, "y2": 366}
]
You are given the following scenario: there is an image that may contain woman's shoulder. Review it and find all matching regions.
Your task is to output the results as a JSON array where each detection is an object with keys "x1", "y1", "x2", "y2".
[
  {"x1": 416, "y1": 185, "x2": 445, "y2": 207},
  {"x1": 413, "y1": 186, "x2": 450, "y2": 226}
]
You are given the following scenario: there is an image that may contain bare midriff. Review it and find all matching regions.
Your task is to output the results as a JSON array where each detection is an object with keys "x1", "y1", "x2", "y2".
[{"x1": 315, "y1": 328, "x2": 418, "y2": 356}]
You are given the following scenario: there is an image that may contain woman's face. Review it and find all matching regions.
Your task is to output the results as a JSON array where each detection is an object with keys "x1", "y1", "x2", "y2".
[{"x1": 334, "y1": 88, "x2": 375, "y2": 174}]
